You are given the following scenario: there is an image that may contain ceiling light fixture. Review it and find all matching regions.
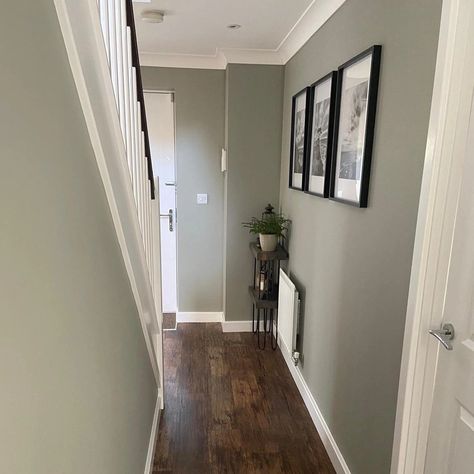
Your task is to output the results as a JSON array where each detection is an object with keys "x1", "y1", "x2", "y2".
[
  {"x1": 141, "y1": 10, "x2": 164, "y2": 24},
  {"x1": 227, "y1": 24, "x2": 242, "y2": 30}
]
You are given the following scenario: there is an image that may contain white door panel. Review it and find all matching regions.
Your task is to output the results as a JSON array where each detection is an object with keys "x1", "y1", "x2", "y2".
[
  {"x1": 424, "y1": 3, "x2": 474, "y2": 471},
  {"x1": 145, "y1": 92, "x2": 177, "y2": 314}
]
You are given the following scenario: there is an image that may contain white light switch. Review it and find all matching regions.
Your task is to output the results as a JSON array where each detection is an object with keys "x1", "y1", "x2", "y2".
[{"x1": 197, "y1": 193, "x2": 208, "y2": 205}]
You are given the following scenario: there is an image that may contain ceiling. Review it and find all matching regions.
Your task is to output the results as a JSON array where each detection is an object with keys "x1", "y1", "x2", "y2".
[{"x1": 132, "y1": 0, "x2": 346, "y2": 69}]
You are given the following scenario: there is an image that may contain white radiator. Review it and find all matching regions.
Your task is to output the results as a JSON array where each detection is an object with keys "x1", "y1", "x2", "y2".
[{"x1": 278, "y1": 269, "x2": 300, "y2": 365}]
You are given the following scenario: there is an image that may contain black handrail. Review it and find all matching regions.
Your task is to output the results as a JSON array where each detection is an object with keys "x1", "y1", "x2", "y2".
[{"x1": 125, "y1": 0, "x2": 155, "y2": 199}]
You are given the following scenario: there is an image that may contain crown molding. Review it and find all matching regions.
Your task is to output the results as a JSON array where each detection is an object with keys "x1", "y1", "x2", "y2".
[
  {"x1": 220, "y1": 48, "x2": 284, "y2": 66},
  {"x1": 139, "y1": 0, "x2": 346, "y2": 69},
  {"x1": 278, "y1": 0, "x2": 346, "y2": 63},
  {"x1": 140, "y1": 51, "x2": 227, "y2": 70}
]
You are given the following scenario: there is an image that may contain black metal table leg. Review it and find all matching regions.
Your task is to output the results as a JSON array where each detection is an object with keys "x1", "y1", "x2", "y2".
[
  {"x1": 257, "y1": 308, "x2": 266, "y2": 350},
  {"x1": 252, "y1": 303, "x2": 257, "y2": 334},
  {"x1": 271, "y1": 309, "x2": 278, "y2": 350},
  {"x1": 265, "y1": 308, "x2": 271, "y2": 333}
]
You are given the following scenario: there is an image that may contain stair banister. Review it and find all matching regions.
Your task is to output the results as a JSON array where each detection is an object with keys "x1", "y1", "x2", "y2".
[{"x1": 54, "y1": 0, "x2": 164, "y2": 390}]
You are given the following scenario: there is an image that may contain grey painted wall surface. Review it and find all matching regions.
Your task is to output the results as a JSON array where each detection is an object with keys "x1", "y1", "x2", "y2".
[
  {"x1": 224, "y1": 64, "x2": 284, "y2": 322},
  {"x1": 0, "y1": 2, "x2": 156, "y2": 473},
  {"x1": 142, "y1": 67, "x2": 225, "y2": 312},
  {"x1": 280, "y1": 0, "x2": 441, "y2": 472}
]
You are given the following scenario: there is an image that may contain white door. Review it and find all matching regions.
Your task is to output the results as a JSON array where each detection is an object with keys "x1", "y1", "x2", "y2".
[
  {"x1": 145, "y1": 92, "x2": 177, "y2": 314},
  {"x1": 424, "y1": 6, "x2": 474, "y2": 469},
  {"x1": 392, "y1": 1, "x2": 474, "y2": 472},
  {"x1": 420, "y1": 1, "x2": 474, "y2": 471},
  {"x1": 424, "y1": 134, "x2": 474, "y2": 471}
]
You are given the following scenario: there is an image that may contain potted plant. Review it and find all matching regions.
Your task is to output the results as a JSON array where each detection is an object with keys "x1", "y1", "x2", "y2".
[{"x1": 242, "y1": 211, "x2": 290, "y2": 252}]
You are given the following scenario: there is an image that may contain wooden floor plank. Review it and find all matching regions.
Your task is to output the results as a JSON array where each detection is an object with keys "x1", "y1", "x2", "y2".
[
  {"x1": 153, "y1": 323, "x2": 335, "y2": 473},
  {"x1": 163, "y1": 313, "x2": 177, "y2": 330}
]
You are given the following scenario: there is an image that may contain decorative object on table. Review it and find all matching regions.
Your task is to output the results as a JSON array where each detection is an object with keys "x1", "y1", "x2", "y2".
[
  {"x1": 243, "y1": 204, "x2": 290, "y2": 350},
  {"x1": 304, "y1": 71, "x2": 338, "y2": 197},
  {"x1": 242, "y1": 204, "x2": 291, "y2": 252},
  {"x1": 248, "y1": 241, "x2": 289, "y2": 350},
  {"x1": 289, "y1": 87, "x2": 311, "y2": 190},
  {"x1": 330, "y1": 45, "x2": 382, "y2": 207}
]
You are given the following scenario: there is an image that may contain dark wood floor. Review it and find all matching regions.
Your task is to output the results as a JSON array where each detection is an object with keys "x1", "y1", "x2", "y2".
[
  {"x1": 163, "y1": 313, "x2": 177, "y2": 330},
  {"x1": 153, "y1": 323, "x2": 335, "y2": 474}
]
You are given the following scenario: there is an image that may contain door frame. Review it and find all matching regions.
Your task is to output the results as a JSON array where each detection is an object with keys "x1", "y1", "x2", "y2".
[
  {"x1": 391, "y1": 0, "x2": 471, "y2": 472},
  {"x1": 144, "y1": 89, "x2": 179, "y2": 314}
]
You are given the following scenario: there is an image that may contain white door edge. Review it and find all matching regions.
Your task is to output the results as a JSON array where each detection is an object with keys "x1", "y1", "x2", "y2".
[
  {"x1": 145, "y1": 91, "x2": 178, "y2": 314},
  {"x1": 391, "y1": 0, "x2": 469, "y2": 472}
]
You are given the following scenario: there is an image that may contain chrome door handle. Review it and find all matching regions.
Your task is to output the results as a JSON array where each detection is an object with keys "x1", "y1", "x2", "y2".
[
  {"x1": 159, "y1": 209, "x2": 174, "y2": 232},
  {"x1": 429, "y1": 323, "x2": 455, "y2": 351}
]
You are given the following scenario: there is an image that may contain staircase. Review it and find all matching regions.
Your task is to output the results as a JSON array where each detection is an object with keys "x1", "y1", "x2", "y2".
[{"x1": 53, "y1": 0, "x2": 164, "y2": 417}]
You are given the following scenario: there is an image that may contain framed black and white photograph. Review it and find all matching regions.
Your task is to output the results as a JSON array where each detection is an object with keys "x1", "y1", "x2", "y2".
[
  {"x1": 330, "y1": 45, "x2": 382, "y2": 207},
  {"x1": 304, "y1": 71, "x2": 337, "y2": 197},
  {"x1": 289, "y1": 87, "x2": 310, "y2": 190}
]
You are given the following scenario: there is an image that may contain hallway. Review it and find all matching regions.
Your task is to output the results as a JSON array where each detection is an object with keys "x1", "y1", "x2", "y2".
[{"x1": 153, "y1": 324, "x2": 335, "y2": 473}]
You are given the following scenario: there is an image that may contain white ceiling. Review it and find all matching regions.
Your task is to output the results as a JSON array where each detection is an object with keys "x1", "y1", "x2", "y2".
[{"x1": 132, "y1": 0, "x2": 346, "y2": 69}]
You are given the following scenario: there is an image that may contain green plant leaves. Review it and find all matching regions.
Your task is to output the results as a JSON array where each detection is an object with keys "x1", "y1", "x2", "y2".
[{"x1": 242, "y1": 214, "x2": 291, "y2": 236}]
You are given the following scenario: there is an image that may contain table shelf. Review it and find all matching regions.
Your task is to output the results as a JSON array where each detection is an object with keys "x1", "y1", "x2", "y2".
[
  {"x1": 249, "y1": 241, "x2": 289, "y2": 350},
  {"x1": 250, "y1": 242, "x2": 289, "y2": 261},
  {"x1": 248, "y1": 286, "x2": 279, "y2": 309}
]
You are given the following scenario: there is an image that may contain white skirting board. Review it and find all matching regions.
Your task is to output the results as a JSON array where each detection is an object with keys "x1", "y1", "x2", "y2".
[
  {"x1": 176, "y1": 312, "x2": 223, "y2": 323},
  {"x1": 221, "y1": 320, "x2": 253, "y2": 332},
  {"x1": 278, "y1": 338, "x2": 351, "y2": 474},
  {"x1": 144, "y1": 393, "x2": 161, "y2": 474},
  {"x1": 221, "y1": 320, "x2": 272, "y2": 332}
]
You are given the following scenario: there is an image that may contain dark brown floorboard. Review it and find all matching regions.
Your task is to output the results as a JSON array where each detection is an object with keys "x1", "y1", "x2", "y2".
[
  {"x1": 163, "y1": 313, "x2": 177, "y2": 330},
  {"x1": 153, "y1": 323, "x2": 335, "y2": 474}
]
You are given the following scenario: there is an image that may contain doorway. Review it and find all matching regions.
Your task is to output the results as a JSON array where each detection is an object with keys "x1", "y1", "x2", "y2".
[{"x1": 145, "y1": 91, "x2": 177, "y2": 328}]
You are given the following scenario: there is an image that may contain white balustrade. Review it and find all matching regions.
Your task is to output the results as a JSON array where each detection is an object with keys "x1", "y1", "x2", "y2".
[{"x1": 97, "y1": 0, "x2": 155, "y2": 292}]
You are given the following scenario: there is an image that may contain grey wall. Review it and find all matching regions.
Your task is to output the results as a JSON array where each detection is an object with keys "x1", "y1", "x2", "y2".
[
  {"x1": 224, "y1": 64, "x2": 284, "y2": 321},
  {"x1": 279, "y1": 0, "x2": 441, "y2": 472},
  {"x1": 141, "y1": 65, "x2": 283, "y2": 319},
  {"x1": 0, "y1": 2, "x2": 157, "y2": 473},
  {"x1": 142, "y1": 67, "x2": 225, "y2": 313}
]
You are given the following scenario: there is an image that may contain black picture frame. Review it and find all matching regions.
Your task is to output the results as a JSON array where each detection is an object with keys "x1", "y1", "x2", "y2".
[
  {"x1": 304, "y1": 71, "x2": 338, "y2": 198},
  {"x1": 329, "y1": 45, "x2": 382, "y2": 207},
  {"x1": 289, "y1": 87, "x2": 311, "y2": 191}
]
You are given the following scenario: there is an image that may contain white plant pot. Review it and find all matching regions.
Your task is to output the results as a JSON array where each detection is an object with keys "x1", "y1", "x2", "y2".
[{"x1": 259, "y1": 233, "x2": 278, "y2": 252}]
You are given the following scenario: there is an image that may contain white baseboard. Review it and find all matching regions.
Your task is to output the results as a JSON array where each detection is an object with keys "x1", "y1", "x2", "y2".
[
  {"x1": 144, "y1": 393, "x2": 161, "y2": 474},
  {"x1": 221, "y1": 320, "x2": 253, "y2": 332},
  {"x1": 221, "y1": 319, "x2": 272, "y2": 332},
  {"x1": 176, "y1": 312, "x2": 223, "y2": 323},
  {"x1": 278, "y1": 338, "x2": 351, "y2": 474}
]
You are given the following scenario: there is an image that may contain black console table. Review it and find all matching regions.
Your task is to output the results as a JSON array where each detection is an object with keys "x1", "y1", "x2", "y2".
[{"x1": 249, "y1": 242, "x2": 289, "y2": 349}]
